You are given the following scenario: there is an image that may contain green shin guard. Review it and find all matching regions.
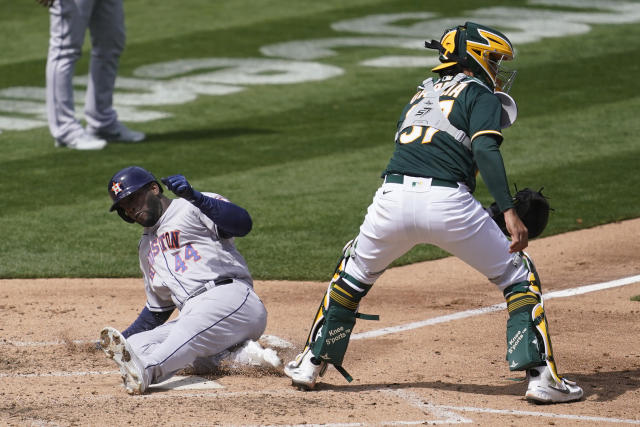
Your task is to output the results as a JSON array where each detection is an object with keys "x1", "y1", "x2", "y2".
[
  {"x1": 505, "y1": 254, "x2": 567, "y2": 386},
  {"x1": 311, "y1": 303, "x2": 357, "y2": 379},
  {"x1": 504, "y1": 280, "x2": 545, "y2": 370},
  {"x1": 310, "y1": 275, "x2": 378, "y2": 381}
]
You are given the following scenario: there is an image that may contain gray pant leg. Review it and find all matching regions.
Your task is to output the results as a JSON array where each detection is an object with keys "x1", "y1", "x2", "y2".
[
  {"x1": 127, "y1": 318, "x2": 174, "y2": 358},
  {"x1": 131, "y1": 282, "x2": 267, "y2": 385},
  {"x1": 83, "y1": 0, "x2": 125, "y2": 130},
  {"x1": 46, "y1": 0, "x2": 95, "y2": 141}
]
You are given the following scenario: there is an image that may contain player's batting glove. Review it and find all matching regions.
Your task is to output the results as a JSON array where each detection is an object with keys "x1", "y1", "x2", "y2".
[{"x1": 161, "y1": 175, "x2": 203, "y2": 204}]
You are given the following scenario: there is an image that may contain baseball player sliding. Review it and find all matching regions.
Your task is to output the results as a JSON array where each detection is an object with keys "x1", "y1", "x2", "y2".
[
  {"x1": 100, "y1": 166, "x2": 267, "y2": 394},
  {"x1": 285, "y1": 22, "x2": 583, "y2": 404}
]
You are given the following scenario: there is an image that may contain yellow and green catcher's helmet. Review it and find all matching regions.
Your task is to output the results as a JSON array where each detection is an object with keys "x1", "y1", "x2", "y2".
[{"x1": 425, "y1": 22, "x2": 517, "y2": 92}]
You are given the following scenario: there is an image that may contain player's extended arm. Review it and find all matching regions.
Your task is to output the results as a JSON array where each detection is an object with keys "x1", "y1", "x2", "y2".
[
  {"x1": 161, "y1": 174, "x2": 252, "y2": 238},
  {"x1": 121, "y1": 307, "x2": 174, "y2": 338},
  {"x1": 472, "y1": 135, "x2": 514, "y2": 212},
  {"x1": 473, "y1": 135, "x2": 528, "y2": 252}
]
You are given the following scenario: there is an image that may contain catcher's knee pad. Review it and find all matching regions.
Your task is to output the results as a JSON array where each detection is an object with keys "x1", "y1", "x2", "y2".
[
  {"x1": 504, "y1": 254, "x2": 563, "y2": 383},
  {"x1": 490, "y1": 251, "x2": 530, "y2": 290},
  {"x1": 339, "y1": 237, "x2": 386, "y2": 285}
]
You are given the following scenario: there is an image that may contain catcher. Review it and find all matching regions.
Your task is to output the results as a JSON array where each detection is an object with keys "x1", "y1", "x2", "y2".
[{"x1": 284, "y1": 22, "x2": 583, "y2": 404}]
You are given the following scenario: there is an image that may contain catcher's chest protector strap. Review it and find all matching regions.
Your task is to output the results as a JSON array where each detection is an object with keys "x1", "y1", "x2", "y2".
[{"x1": 395, "y1": 73, "x2": 471, "y2": 150}]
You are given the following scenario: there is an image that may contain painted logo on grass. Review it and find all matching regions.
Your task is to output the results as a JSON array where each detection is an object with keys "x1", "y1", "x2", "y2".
[{"x1": 1, "y1": 0, "x2": 639, "y2": 131}]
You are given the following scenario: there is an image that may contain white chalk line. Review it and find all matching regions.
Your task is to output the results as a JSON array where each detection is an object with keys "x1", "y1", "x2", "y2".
[
  {"x1": 4, "y1": 275, "x2": 639, "y2": 348},
  {"x1": 0, "y1": 370, "x2": 119, "y2": 378},
  {"x1": 352, "y1": 274, "x2": 640, "y2": 340},
  {"x1": 0, "y1": 371, "x2": 222, "y2": 390},
  {"x1": 384, "y1": 389, "x2": 472, "y2": 424},
  {"x1": 0, "y1": 339, "x2": 96, "y2": 347},
  {"x1": 2, "y1": 334, "x2": 295, "y2": 349},
  {"x1": 3, "y1": 274, "x2": 639, "y2": 365}
]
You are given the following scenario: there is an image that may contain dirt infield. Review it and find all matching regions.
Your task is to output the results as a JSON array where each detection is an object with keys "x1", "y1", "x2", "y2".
[{"x1": 2, "y1": 219, "x2": 640, "y2": 426}]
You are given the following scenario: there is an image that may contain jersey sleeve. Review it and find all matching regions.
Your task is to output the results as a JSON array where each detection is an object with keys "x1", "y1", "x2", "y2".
[
  {"x1": 195, "y1": 192, "x2": 230, "y2": 240},
  {"x1": 472, "y1": 135, "x2": 514, "y2": 212},
  {"x1": 468, "y1": 90, "x2": 503, "y2": 144}
]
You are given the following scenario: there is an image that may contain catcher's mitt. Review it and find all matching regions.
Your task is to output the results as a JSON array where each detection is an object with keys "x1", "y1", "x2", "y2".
[{"x1": 487, "y1": 186, "x2": 552, "y2": 239}]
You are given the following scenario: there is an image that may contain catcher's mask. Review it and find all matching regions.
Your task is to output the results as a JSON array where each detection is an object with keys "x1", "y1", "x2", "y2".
[
  {"x1": 425, "y1": 21, "x2": 517, "y2": 93},
  {"x1": 108, "y1": 166, "x2": 162, "y2": 223}
]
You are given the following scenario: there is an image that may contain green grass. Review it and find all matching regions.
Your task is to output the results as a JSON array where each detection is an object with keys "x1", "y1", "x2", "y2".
[{"x1": 1, "y1": 0, "x2": 639, "y2": 280}]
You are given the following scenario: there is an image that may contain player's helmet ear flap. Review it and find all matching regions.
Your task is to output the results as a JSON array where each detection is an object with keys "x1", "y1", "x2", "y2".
[
  {"x1": 426, "y1": 22, "x2": 517, "y2": 92},
  {"x1": 108, "y1": 166, "x2": 163, "y2": 221},
  {"x1": 425, "y1": 25, "x2": 465, "y2": 71}
]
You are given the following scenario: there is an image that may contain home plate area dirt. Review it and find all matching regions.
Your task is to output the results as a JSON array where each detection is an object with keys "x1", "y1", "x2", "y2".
[{"x1": 1, "y1": 219, "x2": 639, "y2": 426}]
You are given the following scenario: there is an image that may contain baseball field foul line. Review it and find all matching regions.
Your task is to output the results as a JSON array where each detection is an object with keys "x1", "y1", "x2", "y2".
[
  {"x1": 0, "y1": 370, "x2": 119, "y2": 378},
  {"x1": 384, "y1": 389, "x2": 472, "y2": 424},
  {"x1": 352, "y1": 274, "x2": 640, "y2": 341},
  {"x1": 3, "y1": 275, "x2": 640, "y2": 348}
]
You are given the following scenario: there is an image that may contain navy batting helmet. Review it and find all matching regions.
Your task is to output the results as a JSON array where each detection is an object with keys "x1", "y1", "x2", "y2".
[{"x1": 108, "y1": 166, "x2": 162, "y2": 222}]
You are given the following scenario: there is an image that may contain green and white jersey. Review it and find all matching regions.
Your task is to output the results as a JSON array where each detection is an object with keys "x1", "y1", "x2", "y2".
[{"x1": 384, "y1": 73, "x2": 503, "y2": 192}]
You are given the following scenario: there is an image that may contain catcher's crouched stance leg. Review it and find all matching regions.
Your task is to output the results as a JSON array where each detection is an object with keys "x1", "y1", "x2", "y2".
[
  {"x1": 284, "y1": 240, "x2": 379, "y2": 389},
  {"x1": 503, "y1": 253, "x2": 583, "y2": 403}
]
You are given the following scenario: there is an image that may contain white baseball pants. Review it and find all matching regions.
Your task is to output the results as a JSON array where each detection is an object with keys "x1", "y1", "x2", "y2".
[{"x1": 345, "y1": 175, "x2": 529, "y2": 291}]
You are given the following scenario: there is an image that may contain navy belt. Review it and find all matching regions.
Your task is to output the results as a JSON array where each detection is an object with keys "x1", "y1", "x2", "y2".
[
  {"x1": 384, "y1": 174, "x2": 458, "y2": 188},
  {"x1": 187, "y1": 278, "x2": 234, "y2": 300}
]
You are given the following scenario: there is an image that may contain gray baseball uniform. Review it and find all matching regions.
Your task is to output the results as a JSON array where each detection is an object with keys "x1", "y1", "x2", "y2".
[
  {"x1": 45, "y1": 0, "x2": 124, "y2": 142},
  {"x1": 127, "y1": 193, "x2": 267, "y2": 385}
]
